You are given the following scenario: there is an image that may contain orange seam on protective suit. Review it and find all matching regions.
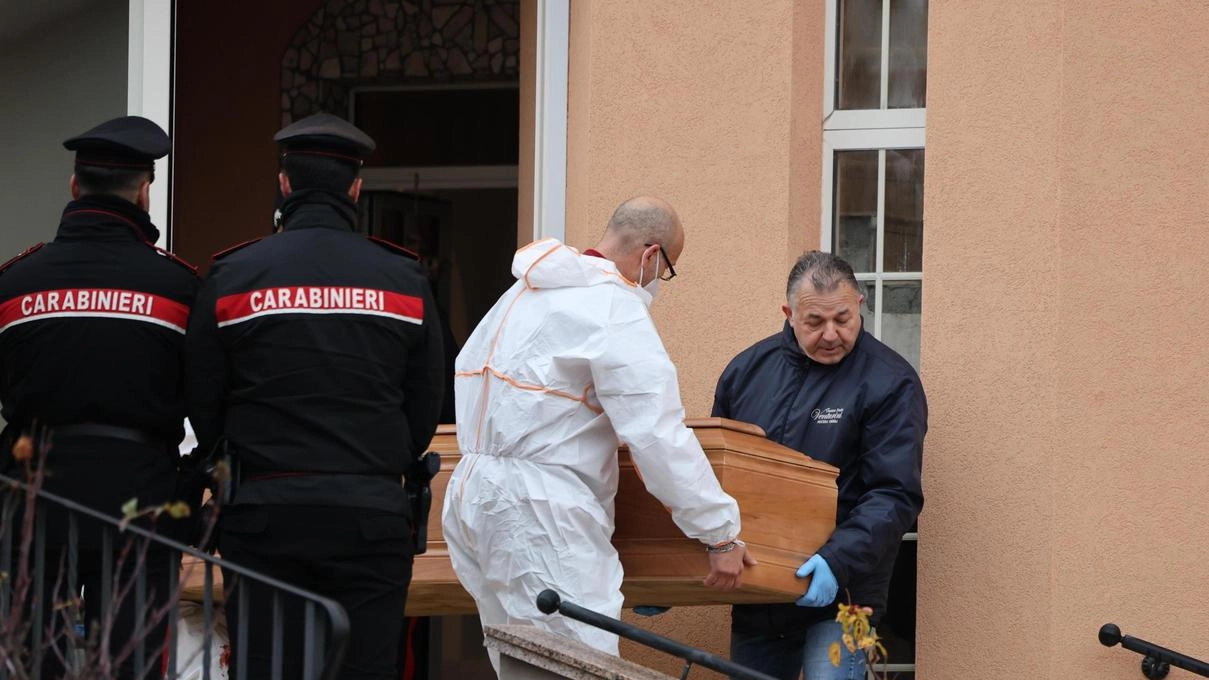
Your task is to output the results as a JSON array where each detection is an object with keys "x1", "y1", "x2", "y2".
[
  {"x1": 522, "y1": 244, "x2": 564, "y2": 289},
  {"x1": 455, "y1": 366, "x2": 603, "y2": 414},
  {"x1": 474, "y1": 373, "x2": 492, "y2": 450},
  {"x1": 457, "y1": 451, "x2": 481, "y2": 507},
  {"x1": 515, "y1": 237, "x2": 557, "y2": 256},
  {"x1": 473, "y1": 285, "x2": 529, "y2": 448},
  {"x1": 485, "y1": 287, "x2": 527, "y2": 366},
  {"x1": 598, "y1": 268, "x2": 638, "y2": 288},
  {"x1": 485, "y1": 367, "x2": 604, "y2": 414}
]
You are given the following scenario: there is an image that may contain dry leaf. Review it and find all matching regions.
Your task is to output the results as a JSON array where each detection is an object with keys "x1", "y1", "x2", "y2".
[{"x1": 11, "y1": 435, "x2": 32, "y2": 462}]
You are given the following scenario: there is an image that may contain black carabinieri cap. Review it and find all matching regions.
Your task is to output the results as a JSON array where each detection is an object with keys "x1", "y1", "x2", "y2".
[
  {"x1": 274, "y1": 112, "x2": 376, "y2": 166},
  {"x1": 63, "y1": 116, "x2": 169, "y2": 171}
]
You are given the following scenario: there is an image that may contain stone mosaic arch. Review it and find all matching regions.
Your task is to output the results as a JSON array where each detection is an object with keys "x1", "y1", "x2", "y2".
[{"x1": 282, "y1": 0, "x2": 521, "y2": 126}]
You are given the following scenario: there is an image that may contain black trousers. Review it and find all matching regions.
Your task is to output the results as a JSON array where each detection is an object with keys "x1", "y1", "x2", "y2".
[
  {"x1": 4, "y1": 432, "x2": 180, "y2": 679},
  {"x1": 219, "y1": 504, "x2": 414, "y2": 680},
  {"x1": 38, "y1": 546, "x2": 176, "y2": 680}
]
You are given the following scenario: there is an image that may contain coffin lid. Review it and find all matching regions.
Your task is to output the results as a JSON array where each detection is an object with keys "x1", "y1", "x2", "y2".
[{"x1": 430, "y1": 417, "x2": 836, "y2": 475}]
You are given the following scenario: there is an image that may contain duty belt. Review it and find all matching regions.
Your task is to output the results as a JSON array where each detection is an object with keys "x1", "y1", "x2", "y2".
[
  {"x1": 241, "y1": 466, "x2": 400, "y2": 484},
  {"x1": 54, "y1": 423, "x2": 165, "y2": 448}
]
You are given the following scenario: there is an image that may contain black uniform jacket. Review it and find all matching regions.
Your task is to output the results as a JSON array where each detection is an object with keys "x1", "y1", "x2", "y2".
[
  {"x1": 185, "y1": 190, "x2": 444, "y2": 515},
  {"x1": 0, "y1": 195, "x2": 199, "y2": 517},
  {"x1": 713, "y1": 322, "x2": 926, "y2": 631}
]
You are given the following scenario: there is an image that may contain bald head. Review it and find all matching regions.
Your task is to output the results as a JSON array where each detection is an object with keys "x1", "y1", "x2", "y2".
[
  {"x1": 605, "y1": 195, "x2": 681, "y2": 248},
  {"x1": 592, "y1": 196, "x2": 684, "y2": 285}
]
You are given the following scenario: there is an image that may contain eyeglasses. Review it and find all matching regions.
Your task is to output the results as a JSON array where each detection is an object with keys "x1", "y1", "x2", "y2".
[{"x1": 643, "y1": 243, "x2": 677, "y2": 281}]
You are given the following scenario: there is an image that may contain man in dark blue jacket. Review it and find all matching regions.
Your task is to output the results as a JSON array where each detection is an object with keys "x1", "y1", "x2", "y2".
[{"x1": 713, "y1": 251, "x2": 926, "y2": 680}]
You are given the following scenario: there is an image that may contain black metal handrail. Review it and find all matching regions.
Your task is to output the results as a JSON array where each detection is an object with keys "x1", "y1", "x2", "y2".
[
  {"x1": 1100, "y1": 623, "x2": 1209, "y2": 679},
  {"x1": 0, "y1": 472, "x2": 350, "y2": 680},
  {"x1": 536, "y1": 590, "x2": 777, "y2": 680}
]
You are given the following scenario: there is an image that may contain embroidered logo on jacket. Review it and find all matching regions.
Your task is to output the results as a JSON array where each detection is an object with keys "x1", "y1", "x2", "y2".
[
  {"x1": 810, "y1": 407, "x2": 845, "y2": 425},
  {"x1": 215, "y1": 286, "x2": 423, "y2": 327},
  {"x1": 0, "y1": 289, "x2": 190, "y2": 335}
]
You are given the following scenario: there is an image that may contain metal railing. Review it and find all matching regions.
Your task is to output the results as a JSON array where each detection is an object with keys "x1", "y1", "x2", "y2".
[
  {"x1": 1099, "y1": 623, "x2": 1209, "y2": 679},
  {"x1": 0, "y1": 472, "x2": 350, "y2": 680},
  {"x1": 536, "y1": 590, "x2": 777, "y2": 680}
]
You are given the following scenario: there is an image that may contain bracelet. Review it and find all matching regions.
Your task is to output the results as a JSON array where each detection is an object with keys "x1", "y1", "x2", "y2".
[{"x1": 706, "y1": 539, "x2": 744, "y2": 554}]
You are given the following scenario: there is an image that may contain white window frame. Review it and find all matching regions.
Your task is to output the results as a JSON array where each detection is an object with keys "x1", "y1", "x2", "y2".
[
  {"x1": 821, "y1": 1, "x2": 926, "y2": 342},
  {"x1": 127, "y1": 0, "x2": 174, "y2": 248},
  {"x1": 532, "y1": 0, "x2": 568, "y2": 243},
  {"x1": 821, "y1": 133, "x2": 924, "y2": 340},
  {"x1": 821, "y1": 1, "x2": 924, "y2": 676},
  {"x1": 822, "y1": 0, "x2": 926, "y2": 129}
]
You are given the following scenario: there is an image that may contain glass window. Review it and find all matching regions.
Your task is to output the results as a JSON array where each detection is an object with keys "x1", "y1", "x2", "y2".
[
  {"x1": 835, "y1": 0, "x2": 928, "y2": 111},
  {"x1": 831, "y1": 148, "x2": 924, "y2": 370},
  {"x1": 881, "y1": 280, "x2": 922, "y2": 370},
  {"x1": 837, "y1": 0, "x2": 882, "y2": 110},
  {"x1": 883, "y1": 148, "x2": 924, "y2": 273},
  {"x1": 888, "y1": 0, "x2": 928, "y2": 108},
  {"x1": 834, "y1": 150, "x2": 879, "y2": 272}
]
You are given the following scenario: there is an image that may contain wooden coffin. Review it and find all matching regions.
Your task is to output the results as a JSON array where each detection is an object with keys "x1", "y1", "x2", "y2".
[
  {"x1": 407, "y1": 418, "x2": 837, "y2": 616},
  {"x1": 180, "y1": 418, "x2": 838, "y2": 614}
]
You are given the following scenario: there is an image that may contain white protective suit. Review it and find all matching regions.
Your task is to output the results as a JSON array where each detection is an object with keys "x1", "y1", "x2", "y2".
[{"x1": 442, "y1": 239, "x2": 741, "y2": 661}]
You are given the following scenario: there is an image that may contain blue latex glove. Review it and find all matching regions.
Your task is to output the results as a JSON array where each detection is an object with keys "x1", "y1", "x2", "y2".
[
  {"x1": 794, "y1": 554, "x2": 838, "y2": 608},
  {"x1": 633, "y1": 606, "x2": 671, "y2": 617}
]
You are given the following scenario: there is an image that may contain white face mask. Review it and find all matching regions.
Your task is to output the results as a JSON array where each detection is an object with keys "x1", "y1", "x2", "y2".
[{"x1": 639, "y1": 255, "x2": 662, "y2": 301}]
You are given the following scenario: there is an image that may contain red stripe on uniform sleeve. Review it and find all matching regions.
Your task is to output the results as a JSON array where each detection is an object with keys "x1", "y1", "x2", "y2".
[
  {"x1": 381, "y1": 291, "x2": 424, "y2": 321},
  {"x1": 214, "y1": 291, "x2": 256, "y2": 325},
  {"x1": 156, "y1": 297, "x2": 191, "y2": 329}
]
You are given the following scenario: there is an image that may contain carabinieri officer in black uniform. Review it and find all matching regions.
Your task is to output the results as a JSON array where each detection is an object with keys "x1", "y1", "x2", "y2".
[
  {"x1": 185, "y1": 113, "x2": 444, "y2": 680},
  {"x1": 0, "y1": 116, "x2": 199, "y2": 677}
]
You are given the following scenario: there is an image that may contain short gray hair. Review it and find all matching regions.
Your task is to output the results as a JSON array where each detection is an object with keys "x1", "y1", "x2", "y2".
[
  {"x1": 605, "y1": 197, "x2": 678, "y2": 251},
  {"x1": 786, "y1": 251, "x2": 860, "y2": 299}
]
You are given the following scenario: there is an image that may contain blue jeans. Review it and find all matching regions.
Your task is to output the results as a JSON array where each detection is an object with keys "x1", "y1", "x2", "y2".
[{"x1": 730, "y1": 619, "x2": 868, "y2": 680}]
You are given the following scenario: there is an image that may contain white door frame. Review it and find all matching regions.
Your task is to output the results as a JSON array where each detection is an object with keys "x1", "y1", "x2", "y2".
[
  {"x1": 127, "y1": 0, "x2": 173, "y2": 248},
  {"x1": 532, "y1": 0, "x2": 568, "y2": 242},
  {"x1": 127, "y1": 0, "x2": 567, "y2": 247}
]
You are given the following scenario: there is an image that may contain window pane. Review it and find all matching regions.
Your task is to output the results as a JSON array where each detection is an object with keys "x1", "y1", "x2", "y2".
[
  {"x1": 878, "y1": 538, "x2": 917, "y2": 665},
  {"x1": 833, "y1": 151, "x2": 879, "y2": 273},
  {"x1": 881, "y1": 281, "x2": 921, "y2": 370},
  {"x1": 888, "y1": 0, "x2": 928, "y2": 108},
  {"x1": 883, "y1": 148, "x2": 924, "y2": 273},
  {"x1": 837, "y1": 0, "x2": 882, "y2": 110},
  {"x1": 857, "y1": 280, "x2": 876, "y2": 323}
]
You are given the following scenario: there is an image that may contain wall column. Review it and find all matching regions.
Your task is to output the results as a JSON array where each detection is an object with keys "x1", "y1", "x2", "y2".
[{"x1": 127, "y1": 0, "x2": 173, "y2": 247}]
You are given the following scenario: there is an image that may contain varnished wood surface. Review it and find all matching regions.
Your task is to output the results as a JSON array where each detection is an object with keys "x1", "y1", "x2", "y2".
[{"x1": 181, "y1": 419, "x2": 839, "y2": 616}]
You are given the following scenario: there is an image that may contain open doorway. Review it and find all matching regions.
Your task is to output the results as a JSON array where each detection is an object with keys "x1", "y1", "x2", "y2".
[
  {"x1": 357, "y1": 185, "x2": 517, "y2": 434},
  {"x1": 174, "y1": 0, "x2": 531, "y2": 675},
  {"x1": 353, "y1": 83, "x2": 521, "y2": 427},
  {"x1": 344, "y1": 37, "x2": 522, "y2": 680}
]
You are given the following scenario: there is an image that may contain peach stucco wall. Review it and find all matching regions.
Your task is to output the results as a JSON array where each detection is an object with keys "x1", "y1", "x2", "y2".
[
  {"x1": 564, "y1": 1, "x2": 824, "y2": 675},
  {"x1": 517, "y1": 0, "x2": 537, "y2": 243},
  {"x1": 919, "y1": 2, "x2": 1209, "y2": 679}
]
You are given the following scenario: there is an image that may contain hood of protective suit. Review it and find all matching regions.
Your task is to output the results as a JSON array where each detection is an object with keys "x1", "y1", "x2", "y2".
[{"x1": 511, "y1": 239, "x2": 651, "y2": 305}]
